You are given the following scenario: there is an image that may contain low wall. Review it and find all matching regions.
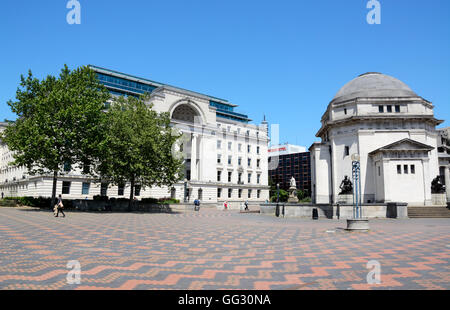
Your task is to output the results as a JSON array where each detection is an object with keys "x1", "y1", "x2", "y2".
[
  {"x1": 260, "y1": 203, "x2": 408, "y2": 219},
  {"x1": 71, "y1": 200, "x2": 193, "y2": 213}
]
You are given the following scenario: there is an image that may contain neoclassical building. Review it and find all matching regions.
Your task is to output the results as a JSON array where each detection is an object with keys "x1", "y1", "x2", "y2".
[
  {"x1": 310, "y1": 72, "x2": 443, "y2": 206},
  {"x1": 0, "y1": 66, "x2": 270, "y2": 204}
]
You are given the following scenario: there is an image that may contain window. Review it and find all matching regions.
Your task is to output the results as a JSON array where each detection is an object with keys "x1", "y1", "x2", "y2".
[
  {"x1": 248, "y1": 158, "x2": 251, "y2": 167},
  {"x1": 118, "y1": 184, "x2": 125, "y2": 196},
  {"x1": 410, "y1": 165, "x2": 415, "y2": 174},
  {"x1": 257, "y1": 146, "x2": 260, "y2": 154},
  {"x1": 379, "y1": 106, "x2": 384, "y2": 113},
  {"x1": 218, "y1": 188, "x2": 222, "y2": 198},
  {"x1": 248, "y1": 189, "x2": 252, "y2": 199},
  {"x1": 257, "y1": 174, "x2": 261, "y2": 184},
  {"x1": 397, "y1": 165, "x2": 402, "y2": 174},
  {"x1": 345, "y1": 146, "x2": 350, "y2": 156},
  {"x1": 217, "y1": 170, "x2": 222, "y2": 182},
  {"x1": 257, "y1": 190, "x2": 261, "y2": 199},
  {"x1": 135, "y1": 185, "x2": 141, "y2": 196},
  {"x1": 257, "y1": 159, "x2": 260, "y2": 168},
  {"x1": 238, "y1": 144, "x2": 242, "y2": 152},
  {"x1": 404, "y1": 165, "x2": 408, "y2": 174},
  {"x1": 228, "y1": 156, "x2": 232, "y2": 165},
  {"x1": 217, "y1": 140, "x2": 222, "y2": 149},
  {"x1": 238, "y1": 157, "x2": 242, "y2": 166},
  {"x1": 238, "y1": 189, "x2": 242, "y2": 198},
  {"x1": 247, "y1": 145, "x2": 251, "y2": 153},
  {"x1": 344, "y1": 108, "x2": 347, "y2": 115},
  {"x1": 248, "y1": 173, "x2": 252, "y2": 183},
  {"x1": 395, "y1": 105, "x2": 400, "y2": 113},
  {"x1": 238, "y1": 173, "x2": 242, "y2": 183},
  {"x1": 217, "y1": 154, "x2": 222, "y2": 164},
  {"x1": 81, "y1": 182, "x2": 90, "y2": 195},
  {"x1": 100, "y1": 183, "x2": 108, "y2": 196},
  {"x1": 228, "y1": 188, "x2": 232, "y2": 198},
  {"x1": 387, "y1": 105, "x2": 392, "y2": 113},
  {"x1": 228, "y1": 171, "x2": 232, "y2": 182},
  {"x1": 62, "y1": 181, "x2": 71, "y2": 195},
  {"x1": 228, "y1": 142, "x2": 232, "y2": 151}
]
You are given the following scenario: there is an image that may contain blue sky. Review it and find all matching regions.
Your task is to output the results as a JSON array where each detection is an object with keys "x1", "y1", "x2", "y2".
[{"x1": 0, "y1": 0, "x2": 449, "y2": 148}]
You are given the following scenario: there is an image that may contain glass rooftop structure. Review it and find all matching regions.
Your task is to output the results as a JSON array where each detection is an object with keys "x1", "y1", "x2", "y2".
[{"x1": 89, "y1": 65, "x2": 251, "y2": 123}]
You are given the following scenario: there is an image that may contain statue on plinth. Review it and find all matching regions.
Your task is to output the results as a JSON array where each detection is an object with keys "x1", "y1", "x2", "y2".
[
  {"x1": 431, "y1": 176, "x2": 446, "y2": 194},
  {"x1": 339, "y1": 176, "x2": 353, "y2": 195},
  {"x1": 288, "y1": 176, "x2": 299, "y2": 203}
]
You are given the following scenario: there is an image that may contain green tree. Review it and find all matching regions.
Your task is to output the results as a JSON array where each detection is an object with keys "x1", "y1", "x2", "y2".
[
  {"x1": 95, "y1": 94, "x2": 184, "y2": 211},
  {"x1": 1, "y1": 65, "x2": 110, "y2": 207}
]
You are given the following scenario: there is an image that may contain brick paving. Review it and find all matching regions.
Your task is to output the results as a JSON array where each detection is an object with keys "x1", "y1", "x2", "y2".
[{"x1": 0, "y1": 206, "x2": 449, "y2": 290}]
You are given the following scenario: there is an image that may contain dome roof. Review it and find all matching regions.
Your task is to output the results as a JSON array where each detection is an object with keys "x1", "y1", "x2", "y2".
[{"x1": 332, "y1": 72, "x2": 417, "y2": 103}]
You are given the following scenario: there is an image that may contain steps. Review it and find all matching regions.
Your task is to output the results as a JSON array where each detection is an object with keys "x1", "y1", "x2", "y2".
[{"x1": 408, "y1": 206, "x2": 450, "y2": 218}]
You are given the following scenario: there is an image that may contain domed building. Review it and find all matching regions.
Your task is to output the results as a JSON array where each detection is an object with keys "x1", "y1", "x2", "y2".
[{"x1": 310, "y1": 72, "x2": 443, "y2": 206}]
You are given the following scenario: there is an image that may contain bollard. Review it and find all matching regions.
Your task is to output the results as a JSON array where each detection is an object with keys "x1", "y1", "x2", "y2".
[
  {"x1": 312, "y1": 208, "x2": 319, "y2": 220},
  {"x1": 275, "y1": 203, "x2": 280, "y2": 217},
  {"x1": 282, "y1": 204, "x2": 285, "y2": 217}
]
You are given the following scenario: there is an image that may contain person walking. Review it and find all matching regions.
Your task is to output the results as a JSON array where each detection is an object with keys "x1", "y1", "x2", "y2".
[
  {"x1": 244, "y1": 200, "x2": 249, "y2": 211},
  {"x1": 194, "y1": 199, "x2": 200, "y2": 211},
  {"x1": 223, "y1": 201, "x2": 228, "y2": 211},
  {"x1": 54, "y1": 194, "x2": 65, "y2": 218}
]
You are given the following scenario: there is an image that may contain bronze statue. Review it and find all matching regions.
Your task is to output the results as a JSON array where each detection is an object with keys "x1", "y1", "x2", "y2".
[
  {"x1": 339, "y1": 175, "x2": 353, "y2": 195},
  {"x1": 431, "y1": 176, "x2": 446, "y2": 194}
]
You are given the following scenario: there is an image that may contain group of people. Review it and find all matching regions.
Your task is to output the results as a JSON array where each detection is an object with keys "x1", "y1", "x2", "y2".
[{"x1": 193, "y1": 200, "x2": 250, "y2": 211}]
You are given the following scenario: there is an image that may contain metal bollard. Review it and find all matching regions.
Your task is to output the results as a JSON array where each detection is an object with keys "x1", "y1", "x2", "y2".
[{"x1": 275, "y1": 203, "x2": 280, "y2": 217}]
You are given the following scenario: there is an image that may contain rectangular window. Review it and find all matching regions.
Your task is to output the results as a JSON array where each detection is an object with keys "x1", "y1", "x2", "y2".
[
  {"x1": 228, "y1": 142, "x2": 232, "y2": 151},
  {"x1": 217, "y1": 140, "x2": 222, "y2": 149},
  {"x1": 218, "y1": 188, "x2": 222, "y2": 198},
  {"x1": 135, "y1": 185, "x2": 141, "y2": 196},
  {"x1": 257, "y1": 190, "x2": 261, "y2": 199},
  {"x1": 344, "y1": 108, "x2": 347, "y2": 115},
  {"x1": 248, "y1": 189, "x2": 252, "y2": 199},
  {"x1": 397, "y1": 165, "x2": 402, "y2": 174},
  {"x1": 257, "y1": 146, "x2": 260, "y2": 154},
  {"x1": 238, "y1": 157, "x2": 242, "y2": 166},
  {"x1": 238, "y1": 173, "x2": 242, "y2": 183},
  {"x1": 118, "y1": 184, "x2": 125, "y2": 196},
  {"x1": 387, "y1": 105, "x2": 392, "y2": 113},
  {"x1": 257, "y1": 174, "x2": 261, "y2": 184},
  {"x1": 62, "y1": 181, "x2": 71, "y2": 195},
  {"x1": 248, "y1": 173, "x2": 252, "y2": 183},
  {"x1": 228, "y1": 188, "x2": 232, "y2": 198},
  {"x1": 81, "y1": 182, "x2": 90, "y2": 195},
  {"x1": 379, "y1": 106, "x2": 384, "y2": 113},
  {"x1": 410, "y1": 165, "x2": 415, "y2": 174},
  {"x1": 247, "y1": 145, "x2": 251, "y2": 153},
  {"x1": 228, "y1": 171, "x2": 232, "y2": 182},
  {"x1": 228, "y1": 156, "x2": 232, "y2": 165},
  {"x1": 238, "y1": 189, "x2": 242, "y2": 198},
  {"x1": 101, "y1": 183, "x2": 108, "y2": 196},
  {"x1": 217, "y1": 170, "x2": 222, "y2": 182},
  {"x1": 345, "y1": 146, "x2": 350, "y2": 156},
  {"x1": 395, "y1": 105, "x2": 400, "y2": 113},
  {"x1": 217, "y1": 154, "x2": 221, "y2": 164},
  {"x1": 248, "y1": 158, "x2": 251, "y2": 167},
  {"x1": 257, "y1": 159, "x2": 260, "y2": 168},
  {"x1": 238, "y1": 144, "x2": 242, "y2": 152},
  {"x1": 404, "y1": 165, "x2": 408, "y2": 174}
]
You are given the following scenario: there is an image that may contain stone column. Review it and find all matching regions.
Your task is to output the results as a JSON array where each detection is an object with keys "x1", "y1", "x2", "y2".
[
  {"x1": 423, "y1": 158, "x2": 432, "y2": 206},
  {"x1": 191, "y1": 134, "x2": 198, "y2": 181},
  {"x1": 445, "y1": 165, "x2": 450, "y2": 202}
]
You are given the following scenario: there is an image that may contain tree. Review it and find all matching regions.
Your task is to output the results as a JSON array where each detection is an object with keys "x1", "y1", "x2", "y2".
[
  {"x1": 1, "y1": 65, "x2": 110, "y2": 207},
  {"x1": 95, "y1": 94, "x2": 184, "y2": 211}
]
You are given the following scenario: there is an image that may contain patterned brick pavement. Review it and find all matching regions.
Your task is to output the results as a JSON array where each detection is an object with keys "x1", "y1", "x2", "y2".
[{"x1": 0, "y1": 207, "x2": 449, "y2": 290}]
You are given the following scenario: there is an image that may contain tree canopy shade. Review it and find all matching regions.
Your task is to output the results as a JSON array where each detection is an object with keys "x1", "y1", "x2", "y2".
[
  {"x1": 95, "y1": 94, "x2": 184, "y2": 209},
  {"x1": 1, "y1": 65, "x2": 110, "y2": 206}
]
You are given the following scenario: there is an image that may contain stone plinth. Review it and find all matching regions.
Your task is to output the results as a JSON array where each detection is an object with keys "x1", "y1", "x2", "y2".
[
  {"x1": 288, "y1": 187, "x2": 299, "y2": 203},
  {"x1": 337, "y1": 194, "x2": 353, "y2": 204},
  {"x1": 346, "y1": 218, "x2": 370, "y2": 231},
  {"x1": 432, "y1": 193, "x2": 447, "y2": 205}
]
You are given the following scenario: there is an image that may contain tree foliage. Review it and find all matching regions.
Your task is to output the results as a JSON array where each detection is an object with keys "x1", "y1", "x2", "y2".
[
  {"x1": 1, "y1": 65, "x2": 110, "y2": 205},
  {"x1": 95, "y1": 94, "x2": 184, "y2": 206}
]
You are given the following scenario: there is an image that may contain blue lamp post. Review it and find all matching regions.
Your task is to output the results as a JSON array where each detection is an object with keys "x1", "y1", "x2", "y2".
[{"x1": 351, "y1": 154, "x2": 361, "y2": 218}]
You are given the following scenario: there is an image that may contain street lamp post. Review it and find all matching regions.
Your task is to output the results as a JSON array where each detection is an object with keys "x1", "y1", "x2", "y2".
[
  {"x1": 276, "y1": 183, "x2": 280, "y2": 217},
  {"x1": 346, "y1": 154, "x2": 369, "y2": 231}
]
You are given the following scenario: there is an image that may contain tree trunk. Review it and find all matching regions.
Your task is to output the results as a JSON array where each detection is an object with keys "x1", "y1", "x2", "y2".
[
  {"x1": 128, "y1": 177, "x2": 135, "y2": 212},
  {"x1": 51, "y1": 171, "x2": 58, "y2": 209}
]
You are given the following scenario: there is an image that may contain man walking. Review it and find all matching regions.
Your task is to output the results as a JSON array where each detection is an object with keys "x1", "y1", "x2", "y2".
[
  {"x1": 244, "y1": 200, "x2": 249, "y2": 211},
  {"x1": 54, "y1": 194, "x2": 65, "y2": 218},
  {"x1": 194, "y1": 199, "x2": 200, "y2": 211}
]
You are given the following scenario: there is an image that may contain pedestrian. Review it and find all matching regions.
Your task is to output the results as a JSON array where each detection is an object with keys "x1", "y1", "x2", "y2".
[
  {"x1": 194, "y1": 199, "x2": 200, "y2": 211},
  {"x1": 244, "y1": 200, "x2": 249, "y2": 211},
  {"x1": 1, "y1": 192, "x2": 3, "y2": 199},
  {"x1": 54, "y1": 194, "x2": 65, "y2": 218},
  {"x1": 223, "y1": 201, "x2": 228, "y2": 210}
]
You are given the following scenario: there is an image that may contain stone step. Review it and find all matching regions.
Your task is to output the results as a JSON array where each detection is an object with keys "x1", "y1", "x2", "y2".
[{"x1": 408, "y1": 207, "x2": 450, "y2": 218}]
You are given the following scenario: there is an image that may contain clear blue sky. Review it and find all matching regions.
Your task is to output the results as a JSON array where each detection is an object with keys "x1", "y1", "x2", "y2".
[{"x1": 1, "y1": 0, "x2": 449, "y2": 148}]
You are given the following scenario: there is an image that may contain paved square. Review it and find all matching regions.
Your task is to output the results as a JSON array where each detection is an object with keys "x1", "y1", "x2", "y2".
[{"x1": 0, "y1": 207, "x2": 449, "y2": 290}]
